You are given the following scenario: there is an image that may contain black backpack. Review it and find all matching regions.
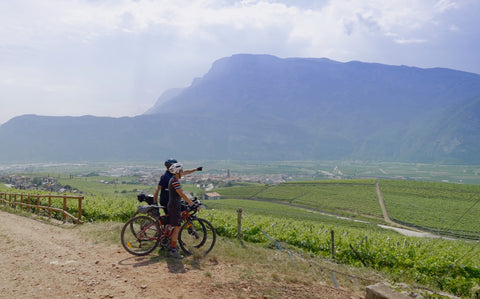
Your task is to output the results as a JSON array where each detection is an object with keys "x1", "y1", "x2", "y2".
[{"x1": 137, "y1": 193, "x2": 155, "y2": 205}]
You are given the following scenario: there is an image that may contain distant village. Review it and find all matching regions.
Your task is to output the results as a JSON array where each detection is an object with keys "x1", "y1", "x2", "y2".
[
  {"x1": 0, "y1": 167, "x2": 292, "y2": 200},
  {"x1": 0, "y1": 174, "x2": 80, "y2": 194}
]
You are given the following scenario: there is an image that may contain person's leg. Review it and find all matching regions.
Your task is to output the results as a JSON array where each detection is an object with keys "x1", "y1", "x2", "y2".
[
  {"x1": 167, "y1": 200, "x2": 183, "y2": 258},
  {"x1": 169, "y1": 226, "x2": 183, "y2": 258}
]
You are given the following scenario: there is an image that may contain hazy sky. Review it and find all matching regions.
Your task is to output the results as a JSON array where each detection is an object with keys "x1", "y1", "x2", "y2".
[{"x1": 1, "y1": 0, "x2": 479, "y2": 125}]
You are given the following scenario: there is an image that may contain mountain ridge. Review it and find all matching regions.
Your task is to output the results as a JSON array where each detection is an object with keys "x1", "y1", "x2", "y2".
[{"x1": 1, "y1": 54, "x2": 479, "y2": 163}]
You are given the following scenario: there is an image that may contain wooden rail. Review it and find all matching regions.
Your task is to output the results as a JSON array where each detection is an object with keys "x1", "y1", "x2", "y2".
[{"x1": 0, "y1": 192, "x2": 84, "y2": 224}]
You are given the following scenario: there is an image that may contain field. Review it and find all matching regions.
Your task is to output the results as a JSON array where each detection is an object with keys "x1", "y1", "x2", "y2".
[
  {"x1": 1, "y1": 163, "x2": 480, "y2": 297},
  {"x1": 214, "y1": 179, "x2": 480, "y2": 239},
  {"x1": 201, "y1": 202, "x2": 480, "y2": 296},
  {"x1": 2, "y1": 160, "x2": 480, "y2": 184},
  {"x1": 208, "y1": 180, "x2": 480, "y2": 297},
  {"x1": 381, "y1": 180, "x2": 480, "y2": 239}
]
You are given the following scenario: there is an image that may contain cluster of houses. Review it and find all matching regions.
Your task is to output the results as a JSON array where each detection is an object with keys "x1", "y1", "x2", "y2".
[
  {"x1": 203, "y1": 192, "x2": 221, "y2": 200},
  {"x1": 1, "y1": 166, "x2": 294, "y2": 200},
  {"x1": 0, "y1": 175, "x2": 78, "y2": 194}
]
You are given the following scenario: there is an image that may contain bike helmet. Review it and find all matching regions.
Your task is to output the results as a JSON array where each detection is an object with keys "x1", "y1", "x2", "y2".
[
  {"x1": 164, "y1": 158, "x2": 178, "y2": 169},
  {"x1": 169, "y1": 162, "x2": 183, "y2": 174}
]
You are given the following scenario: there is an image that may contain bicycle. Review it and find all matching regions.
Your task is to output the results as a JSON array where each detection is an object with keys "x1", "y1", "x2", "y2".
[{"x1": 120, "y1": 196, "x2": 216, "y2": 257}]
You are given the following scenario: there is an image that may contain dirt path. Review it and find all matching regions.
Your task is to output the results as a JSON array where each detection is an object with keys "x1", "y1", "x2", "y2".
[
  {"x1": 375, "y1": 180, "x2": 441, "y2": 238},
  {"x1": 375, "y1": 180, "x2": 392, "y2": 223},
  {"x1": 0, "y1": 210, "x2": 362, "y2": 298}
]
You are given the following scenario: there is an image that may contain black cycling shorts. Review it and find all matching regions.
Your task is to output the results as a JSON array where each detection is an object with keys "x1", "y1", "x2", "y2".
[{"x1": 167, "y1": 199, "x2": 182, "y2": 226}]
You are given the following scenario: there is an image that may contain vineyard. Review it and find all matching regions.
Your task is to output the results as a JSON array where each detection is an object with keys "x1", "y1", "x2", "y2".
[
  {"x1": 381, "y1": 180, "x2": 480, "y2": 239},
  {"x1": 249, "y1": 179, "x2": 382, "y2": 218},
  {"x1": 203, "y1": 200, "x2": 480, "y2": 297},
  {"x1": 206, "y1": 179, "x2": 480, "y2": 297},
  {"x1": 1, "y1": 175, "x2": 480, "y2": 297}
]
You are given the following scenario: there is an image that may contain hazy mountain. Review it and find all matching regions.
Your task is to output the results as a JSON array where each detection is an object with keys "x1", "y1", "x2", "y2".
[
  {"x1": 1, "y1": 54, "x2": 479, "y2": 163},
  {"x1": 144, "y1": 88, "x2": 183, "y2": 115}
]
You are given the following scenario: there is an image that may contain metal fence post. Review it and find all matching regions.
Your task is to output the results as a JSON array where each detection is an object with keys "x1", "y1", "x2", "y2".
[
  {"x1": 331, "y1": 229, "x2": 335, "y2": 259},
  {"x1": 237, "y1": 208, "x2": 243, "y2": 240}
]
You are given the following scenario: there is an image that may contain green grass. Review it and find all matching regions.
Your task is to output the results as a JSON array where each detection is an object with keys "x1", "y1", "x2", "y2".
[
  {"x1": 261, "y1": 180, "x2": 381, "y2": 217},
  {"x1": 215, "y1": 180, "x2": 382, "y2": 219},
  {"x1": 199, "y1": 205, "x2": 480, "y2": 297},
  {"x1": 213, "y1": 179, "x2": 480, "y2": 239},
  {"x1": 2, "y1": 171, "x2": 480, "y2": 297},
  {"x1": 204, "y1": 178, "x2": 480, "y2": 296},
  {"x1": 75, "y1": 222, "x2": 377, "y2": 297},
  {"x1": 205, "y1": 198, "x2": 376, "y2": 229},
  {"x1": 214, "y1": 184, "x2": 269, "y2": 199},
  {"x1": 380, "y1": 180, "x2": 480, "y2": 238}
]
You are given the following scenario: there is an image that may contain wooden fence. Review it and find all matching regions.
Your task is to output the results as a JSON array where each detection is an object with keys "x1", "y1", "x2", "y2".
[{"x1": 0, "y1": 192, "x2": 84, "y2": 224}]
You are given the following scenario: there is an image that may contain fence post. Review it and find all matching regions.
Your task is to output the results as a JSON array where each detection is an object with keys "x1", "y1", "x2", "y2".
[
  {"x1": 63, "y1": 196, "x2": 67, "y2": 223},
  {"x1": 1, "y1": 192, "x2": 83, "y2": 224},
  {"x1": 237, "y1": 208, "x2": 243, "y2": 240},
  {"x1": 36, "y1": 195, "x2": 40, "y2": 215},
  {"x1": 331, "y1": 229, "x2": 335, "y2": 259},
  {"x1": 78, "y1": 197, "x2": 83, "y2": 221},
  {"x1": 48, "y1": 196, "x2": 52, "y2": 219}
]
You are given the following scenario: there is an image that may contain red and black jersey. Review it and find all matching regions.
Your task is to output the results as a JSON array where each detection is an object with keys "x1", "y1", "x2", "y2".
[{"x1": 168, "y1": 177, "x2": 182, "y2": 201}]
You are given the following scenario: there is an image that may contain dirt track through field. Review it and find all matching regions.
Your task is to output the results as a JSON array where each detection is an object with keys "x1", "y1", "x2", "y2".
[
  {"x1": 0, "y1": 210, "x2": 362, "y2": 298},
  {"x1": 375, "y1": 180, "x2": 392, "y2": 223},
  {"x1": 374, "y1": 180, "x2": 440, "y2": 238}
]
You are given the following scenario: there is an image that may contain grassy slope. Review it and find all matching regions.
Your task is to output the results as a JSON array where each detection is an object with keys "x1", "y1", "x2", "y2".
[
  {"x1": 2, "y1": 176, "x2": 480, "y2": 297},
  {"x1": 214, "y1": 179, "x2": 480, "y2": 238},
  {"x1": 380, "y1": 180, "x2": 480, "y2": 238},
  {"x1": 209, "y1": 180, "x2": 480, "y2": 297}
]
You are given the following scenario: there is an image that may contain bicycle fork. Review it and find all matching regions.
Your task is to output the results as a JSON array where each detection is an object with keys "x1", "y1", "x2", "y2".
[{"x1": 185, "y1": 221, "x2": 200, "y2": 239}]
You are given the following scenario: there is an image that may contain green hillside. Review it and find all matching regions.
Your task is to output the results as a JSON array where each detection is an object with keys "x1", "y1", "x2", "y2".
[
  {"x1": 2, "y1": 176, "x2": 479, "y2": 297},
  {"x1": 213, "y1": 179, "x2": 480, "y2": 239},
  {"x1": 380, "y1": 180, "x2": 480, "y2": 238},
  {"x1": 206, "y1": 179, "x2": 480, "y2": 296}
]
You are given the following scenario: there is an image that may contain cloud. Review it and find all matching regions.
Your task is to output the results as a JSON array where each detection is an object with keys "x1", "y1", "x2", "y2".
[
  {"x1": 393, "y1": 38, "x2": 427, "y2": 44},
  {"x1": 1, "y1": 1, "x2": 459, "y2": 47},
  {"x1": 0, "y1": 0, "x2": 479, "y2": 125},
  {"x1": 1, "y1": 1, "x2": 468, "y2": 59},
  {"x1": 435, "y1": 0, "x2": 458, "y2": 12}
]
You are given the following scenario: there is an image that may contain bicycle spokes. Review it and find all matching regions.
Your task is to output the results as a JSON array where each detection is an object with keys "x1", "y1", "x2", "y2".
[
  {"x1": 121, "y1": 213, "x2": 216, "y2": 257},
  {"x1": 121, "y1": 215, "x2": 160, "y2": 256},
  {"x1": 178, "y1": 218, "x2": 216, "y2": 256}
]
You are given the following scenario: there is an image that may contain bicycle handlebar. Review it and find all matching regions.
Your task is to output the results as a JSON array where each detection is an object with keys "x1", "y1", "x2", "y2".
[
  {"x1": 136, "y1": 197, "x2": 201, "y2": 216},
  {"x1": 183, "y1": 202, "x2": 200, "y2": 214}
]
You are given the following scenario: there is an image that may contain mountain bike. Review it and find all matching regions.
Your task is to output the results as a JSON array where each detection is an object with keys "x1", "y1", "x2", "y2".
[{"x1": 120, "y1": 198, "x2": 216, "y2": 257}]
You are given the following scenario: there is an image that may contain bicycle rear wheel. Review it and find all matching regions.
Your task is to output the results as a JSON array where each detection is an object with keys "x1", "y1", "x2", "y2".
[
  {"x1": 179, "y1": 217, "x2": 216, "y2": 256},
  {"x1": 121, "y1": 215, "x2": 160, "y2": 256}
]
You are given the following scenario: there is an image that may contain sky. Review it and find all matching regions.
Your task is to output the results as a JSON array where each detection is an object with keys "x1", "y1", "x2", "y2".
[{"x1": 1, "y1": 0, "x2": 479, "y2": 125}]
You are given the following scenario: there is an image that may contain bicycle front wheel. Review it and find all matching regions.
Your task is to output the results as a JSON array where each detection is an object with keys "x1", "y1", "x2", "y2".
[
  {"x1": 121, "y1": 215, "x2": 160, "y2": 256},
  {"x1": 179, "y1": 217, "x2": 216, "y2": 256}
]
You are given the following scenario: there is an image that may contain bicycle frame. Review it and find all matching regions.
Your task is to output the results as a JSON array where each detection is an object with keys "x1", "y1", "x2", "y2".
[
  {"x1": 121, "y1": 201, "x2": 216, "y2": 256},
  {"x1": 129, "y1": 205, "x2": 195, "y2": 243}
]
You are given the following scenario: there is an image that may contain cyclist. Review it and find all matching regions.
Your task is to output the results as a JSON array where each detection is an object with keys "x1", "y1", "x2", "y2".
[
  {"x1": 153, "y1": 159, "x2": 202, "y2": 214},
  {"x1": 167, "y1": 162, "x2": 200, "y2": 259}
]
